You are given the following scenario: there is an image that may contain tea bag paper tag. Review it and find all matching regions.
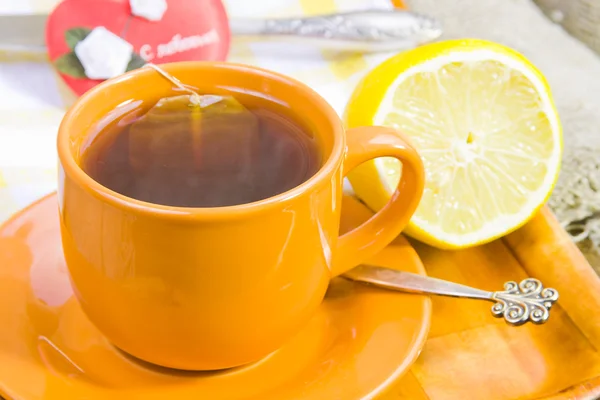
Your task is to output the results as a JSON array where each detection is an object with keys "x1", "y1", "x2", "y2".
[{"x1": 192, "y1": 95, "x2": 223, "y2": 108}]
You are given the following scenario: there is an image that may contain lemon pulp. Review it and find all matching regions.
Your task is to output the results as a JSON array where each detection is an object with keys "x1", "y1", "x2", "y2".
[{"x1": 346, "y1": 40, "x2": 562, "y2": 249}]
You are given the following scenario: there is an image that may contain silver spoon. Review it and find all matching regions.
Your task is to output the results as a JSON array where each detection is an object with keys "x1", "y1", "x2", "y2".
[
  {"x1": 0, "y1": 10, "x2": 442, "y2": 54},
  {"x1": 343, "y1": 265, "x2": 559, "y2": 326},
  {"x1": 230, "y1": 10, "x2": 442, "y2": 52}
]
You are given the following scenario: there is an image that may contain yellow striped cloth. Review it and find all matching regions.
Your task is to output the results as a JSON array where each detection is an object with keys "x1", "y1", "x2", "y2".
[{"x1": 0, "y1": 0, "x2": 397, "y2": 222}]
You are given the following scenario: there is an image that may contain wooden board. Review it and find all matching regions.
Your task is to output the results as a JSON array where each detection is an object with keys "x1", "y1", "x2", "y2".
[{"x1": 379, "y1": 206, "x2": 600, "y2": 400}]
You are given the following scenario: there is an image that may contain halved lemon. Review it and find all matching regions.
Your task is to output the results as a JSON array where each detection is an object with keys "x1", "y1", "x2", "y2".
[{"x1": 346, "y1": 39, "x2": 562, "y2": 249}]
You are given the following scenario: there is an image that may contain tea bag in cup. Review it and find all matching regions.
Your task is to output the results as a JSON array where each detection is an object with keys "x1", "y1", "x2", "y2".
[
  {"x1": 126, "y1": 65, "x2": 262, "y2": 206},
  {"x1": 127, "y1": 93, "x2": 261, "y2": 206},
  {"x1": 128, "y1": 94, "x2": 259, "y2": 173}
]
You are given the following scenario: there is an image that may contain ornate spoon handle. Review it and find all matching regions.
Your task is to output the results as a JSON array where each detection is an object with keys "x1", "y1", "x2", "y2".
[
  {"x1": 343, "y1": 265, "x2": 559, "y2": 326},
  {"x1": 230, "y1": 10, "x2": 442, "y2": 52}
]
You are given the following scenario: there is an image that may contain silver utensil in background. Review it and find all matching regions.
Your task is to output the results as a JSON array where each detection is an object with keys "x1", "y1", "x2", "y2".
[
  {"x1": 231, "y1": 10, "x2": 442, "y2": 52},
  {"x1": 343, "y1": 265, "x2": 559, "y2": 326},
  {"x1": 0, "y1": 10, "x2": 442, "y2": 54}
]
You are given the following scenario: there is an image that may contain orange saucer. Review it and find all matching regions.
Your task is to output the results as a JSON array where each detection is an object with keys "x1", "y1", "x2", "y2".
[{"x1": 0, "y1": 194, "x2": 430, "y2": 400}]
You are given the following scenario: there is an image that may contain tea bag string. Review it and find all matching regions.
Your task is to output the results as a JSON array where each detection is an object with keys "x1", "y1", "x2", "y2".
[{"x1": 145, "y1": 63, "x2": 202, "y2": 105}]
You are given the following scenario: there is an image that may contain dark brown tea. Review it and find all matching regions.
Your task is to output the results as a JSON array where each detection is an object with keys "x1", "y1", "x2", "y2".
[{"x1": 80, "y1": 94, "x2": 321, "y2": 207}]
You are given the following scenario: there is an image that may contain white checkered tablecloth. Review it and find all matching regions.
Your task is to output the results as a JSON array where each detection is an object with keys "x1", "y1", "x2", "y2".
[{"x1": 0, "y1": 0, "x2": 398, "y2": 222}]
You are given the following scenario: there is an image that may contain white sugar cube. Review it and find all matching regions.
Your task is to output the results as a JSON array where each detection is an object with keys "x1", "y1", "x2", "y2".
[
  {"x1": 74, "y1": 27, "x2": 133, "y2": 80},
  {"x1": 130, "y1": 0, "x2": 168, "y2": 21}
]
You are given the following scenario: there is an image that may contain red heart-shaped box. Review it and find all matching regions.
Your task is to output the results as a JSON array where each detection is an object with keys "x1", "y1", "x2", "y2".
[{"x1": 46, "y1": 0, "x2": 230, "y2": 96}]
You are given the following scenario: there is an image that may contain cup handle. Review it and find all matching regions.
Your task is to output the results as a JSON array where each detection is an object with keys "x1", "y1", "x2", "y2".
[{"x1": 332, "y1": 126, "x2": 425, "y2": 277}]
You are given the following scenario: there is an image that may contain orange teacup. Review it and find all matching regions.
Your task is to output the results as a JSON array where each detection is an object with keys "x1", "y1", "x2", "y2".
[{"x1": 57, "y1": 62, "x2": 424, "y2": 371}]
